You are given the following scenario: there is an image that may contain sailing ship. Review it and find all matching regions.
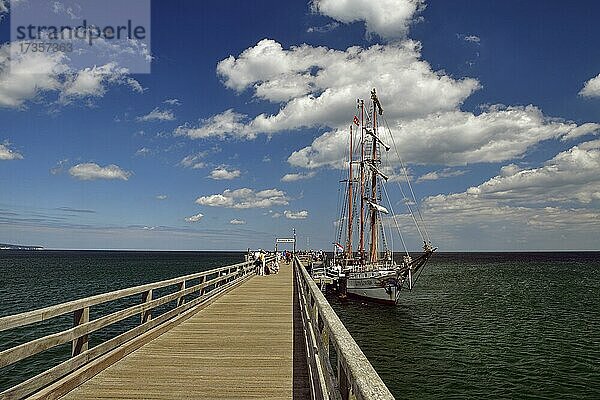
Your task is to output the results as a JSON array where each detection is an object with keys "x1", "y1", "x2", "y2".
[{"x1": 329, "y1": 89, "x2": 436, "y2": 305}]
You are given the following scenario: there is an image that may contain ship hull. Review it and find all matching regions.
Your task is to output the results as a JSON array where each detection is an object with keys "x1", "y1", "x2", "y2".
[{"x1": 345, "y1": 270, "x2": 399, "y2": 305}]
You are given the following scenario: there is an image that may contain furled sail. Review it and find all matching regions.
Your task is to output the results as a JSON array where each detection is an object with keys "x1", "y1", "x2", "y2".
[{"x1": 367, "y1": 201, "x2": 389, "y2": 214}]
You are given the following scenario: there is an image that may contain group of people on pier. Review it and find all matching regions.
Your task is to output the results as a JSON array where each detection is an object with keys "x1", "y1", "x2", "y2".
[{"x1": 246, "y1": 249, "x2": 293, "y2": 275}]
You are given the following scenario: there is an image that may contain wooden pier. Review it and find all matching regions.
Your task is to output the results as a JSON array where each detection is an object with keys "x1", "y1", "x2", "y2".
[
  {"x1": 61, "y1": 262, "x2": 299, "y2": 399},
  {"x1": 0, "y1": 255, "x2": 393, "y2": 400}
]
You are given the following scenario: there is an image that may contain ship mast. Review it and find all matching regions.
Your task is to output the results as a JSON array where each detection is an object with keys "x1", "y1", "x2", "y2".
[
  {"x1": 369, "y1": 90, "x2": 378, "y2": 264},
  {"x1": 346, "y1": 124, "x2": 353, "y2": 261},
  {"x1": 368, "y1": 89, "x2": 385, "y2": 265},
  {"x1": 359, "y1": 100, "x2": 365, "y2": 264}
]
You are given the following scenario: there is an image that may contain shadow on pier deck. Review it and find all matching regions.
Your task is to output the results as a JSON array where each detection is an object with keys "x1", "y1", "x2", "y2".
[{"x1": 0, "y1": 256, "x2": 393, "y2": 400}]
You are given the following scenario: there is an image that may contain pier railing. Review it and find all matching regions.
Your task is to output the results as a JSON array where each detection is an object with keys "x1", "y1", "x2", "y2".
[
  {"x1": 0, "y1": 258, "x2": 267, "y2": 399},
  {"x1": 294, "y1": 256, "x2": 395, "y2": 400}
]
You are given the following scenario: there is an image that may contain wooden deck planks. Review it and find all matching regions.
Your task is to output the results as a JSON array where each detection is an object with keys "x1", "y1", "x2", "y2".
[{"x1": 61, "y1": 263, "x2": 297, "y2": 399}]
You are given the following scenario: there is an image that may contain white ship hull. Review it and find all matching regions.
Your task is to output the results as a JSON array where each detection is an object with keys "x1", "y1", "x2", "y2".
[{"x1": 346, "y1": 269, "x2": 399, "y2": 304}]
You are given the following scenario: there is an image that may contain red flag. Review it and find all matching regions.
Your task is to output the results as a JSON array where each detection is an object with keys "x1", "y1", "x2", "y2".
[{"x1": 353, "y1": 115, "x2": 360, "y2": 126}]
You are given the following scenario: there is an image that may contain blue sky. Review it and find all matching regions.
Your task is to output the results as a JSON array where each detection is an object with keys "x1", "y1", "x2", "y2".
[{"x1": 1, "y1": 0, "x2": 599, "y2": 251}]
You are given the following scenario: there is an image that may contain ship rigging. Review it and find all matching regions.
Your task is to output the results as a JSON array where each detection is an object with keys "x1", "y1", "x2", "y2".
[{"x1": 331, "y1": 88, "x2": 436, "y2": 304}]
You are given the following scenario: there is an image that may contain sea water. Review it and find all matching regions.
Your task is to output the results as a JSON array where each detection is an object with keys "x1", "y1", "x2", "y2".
[{"x1": 1, "y1": 251, "x2": 598, "y2": 398}]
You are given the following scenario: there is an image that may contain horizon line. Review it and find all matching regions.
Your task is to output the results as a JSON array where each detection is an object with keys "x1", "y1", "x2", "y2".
[{"x1": 1, "y1": 248, "x2": 599, "y2": 253}]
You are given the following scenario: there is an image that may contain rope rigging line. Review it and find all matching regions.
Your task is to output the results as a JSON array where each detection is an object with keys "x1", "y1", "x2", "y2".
[
  {"x1": 376, "y1": 180, "x2": 389, "y2": 253},
  {"x1": 382, "y1": 115, "x2": 432, "y2": 244},
  {"x1": 337, "y1": 122, "x2": 360, "y2": 250},
  {"x1": 381, "y1": 179, "x2": 410, "y2": 256},
  {"x1": 397, "y1": 178, "x2": 425, "y2": 243},
  {"x1": 334, "y1": 148, "x2": 347, "y2": 246},
  {"x1": 380, "y1": 146, "x2": 425, "y2": 243},
  {"x1": 384, "y1": 186, "x2": 395, "y2": 257},
  {"x1": 338, "y1": 143, "x2": 351, "y2": 247},
  {"x1": 338, "y1": 184, "x2": 349, "y2": 246},
  {"x1": 333, "y1": 188, "x2": 343, "y2": 243}
]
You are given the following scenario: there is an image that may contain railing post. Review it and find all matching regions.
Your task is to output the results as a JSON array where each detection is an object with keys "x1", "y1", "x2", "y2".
[
  {"x1": 199, "y1": 275, "x2": 206, "y2": 297},
  {"x1": 72, "y1": 307, "x2": 89, "y2": 356},
  {"x1": 221, "y1": 270, "x2": 227, "y2": 286},
  {"x1": 321, "y1": 325, "x2": 329, "y2": 354},
  {"x1": 312, "y1": 296, "x2": 319, "y2": 325},
  {"x1": 338, "y1": 358, "x2": 350, "y2": 400},
  {"x1": 141, "y1": 289, "x2": 152, "y2": 323},
  {"x1": 177, "y1": 280, "x2": 186, "y2": 308}
]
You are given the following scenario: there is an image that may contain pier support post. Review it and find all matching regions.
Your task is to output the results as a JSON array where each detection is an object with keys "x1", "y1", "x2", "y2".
[{"x1": 72, "y1": 307, "x2": 89, "y2": 356}]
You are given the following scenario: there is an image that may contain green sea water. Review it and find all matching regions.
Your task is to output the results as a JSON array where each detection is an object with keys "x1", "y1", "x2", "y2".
[
  {"x1": 329, "y1": 252, "x2": 600, "y2": 399},
  {"x1": 1, "y1": 251, "x2": 599, "y2": 398}
]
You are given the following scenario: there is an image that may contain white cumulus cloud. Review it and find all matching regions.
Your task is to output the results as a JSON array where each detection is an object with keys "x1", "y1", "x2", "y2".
[
  {"x1": 137, "y1": 108, "x2": 176, "y2": 122},
  {"x1": 184, "y1": 213, "x2": 204, "y2": 223},
  {"x1": 560, "y1": 122, "x2": 600, "y2": 141},
  {"x1": 458, "y1": 34, "x2": 481, "y2": 44},
  {"x1": 0, "y1": 43, "x2": 67, "y2": 108},
  {"x1": 60, "y1": 62, "x2": 142, "y2": 103},
  {"x1": 307, "y1": 22, "x2": 340, "y2": 34},
  {"x1": 289, "y1": 105, "x2": 600, "y2": 168},
  {"x1": 311, "y1": 0, "x2": 425, "y2": 40},
  {"x1": 418, "y1": 140, "x2": 600, "y2": 242},
  {"x1": 208, "y1": 167, "x2": 241, "y2": 180},
  {"x1": 164, "y1": 98, "x2": 181, "y2": 106},
  {"x1": 196, "y1": 188, "x2": 289, "y2": 209},
  {"x1": 229, "y1": 219, "x2": 246, "y2": 225},
  {"x1": 179, "y1": 153, "x2": 207, "y2": 169},
  {"x1": 417, "y1": 168, "x2": 466, "y2": 182},
  {"x1": 0, "y1": 143, "x2": 23, "y2": 160},
  {"x1": 459, "y1": 141, "x2": 600, "y2": 205},
  {"x1": 281, "y1": 171, "x2": 317, "y2": 182},
  {"x1": 284, "y1": 210, "x2": 309, "y2": 219},
  {"x1": 579, "y1": 73, "x2": 600, "y2": 98},
  {"x1": 181, "y1": 39, "x2": 479, "y2": 141},
  {"x1": 174, "y1": 109, "x2": 252, "y2": 140},
  {"x1": 135, "y1": 147, "x2": 155, "y2": 157},
  {"x1": 177, "y1": 4, "x2": 600, "y2": 184},
  {"x1": 0, "y1": 41, "x2": 143, "y2": 109},
  {"x1": 416, "y1": 143, "x2": 600, "y2": 249},
  {"x1": 421, "y1": 194, "x2": 600, "y2": 249},
  {"x1": 69, "y1": 163, "x2": 132, "y2": 181},
  {"x1": 217, "y1": 39, "x2": 478, "y2": 114}
]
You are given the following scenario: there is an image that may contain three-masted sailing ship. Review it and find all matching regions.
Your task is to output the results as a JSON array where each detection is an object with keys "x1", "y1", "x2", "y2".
[{"x1": 329, "y1": 89, "x2": 436, "y2": 305}]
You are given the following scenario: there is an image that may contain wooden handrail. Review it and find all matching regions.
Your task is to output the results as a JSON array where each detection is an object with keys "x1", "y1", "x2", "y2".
[
  {"x1": 0, "y1": 268, "x2": 244, "y2": 369},
  {"x1": 0, "y1": 257, "x2": 270, "y2": 399},
  {"x1": 294, "y1": 256, "x2": 394, "y2": 400},
  {"x1": 0, "y1": 260, "x2": 253, "y2": 332}
]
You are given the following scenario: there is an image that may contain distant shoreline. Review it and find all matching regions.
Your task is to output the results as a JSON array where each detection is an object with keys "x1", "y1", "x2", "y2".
[{"x1": 0, "y1": 243, "x2": 44, "y2": 250}]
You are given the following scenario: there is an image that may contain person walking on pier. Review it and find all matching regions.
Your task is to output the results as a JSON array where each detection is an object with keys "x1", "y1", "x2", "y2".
[
  {"x1": 272, "y1": 252, "x2": 280, "y2": 274},
  {"x1": 260, "y1": 250, "x2": 266, "y2": 275},
  {"x1": 254, "y1": 249, "x2": 262, "y2": 275}
]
